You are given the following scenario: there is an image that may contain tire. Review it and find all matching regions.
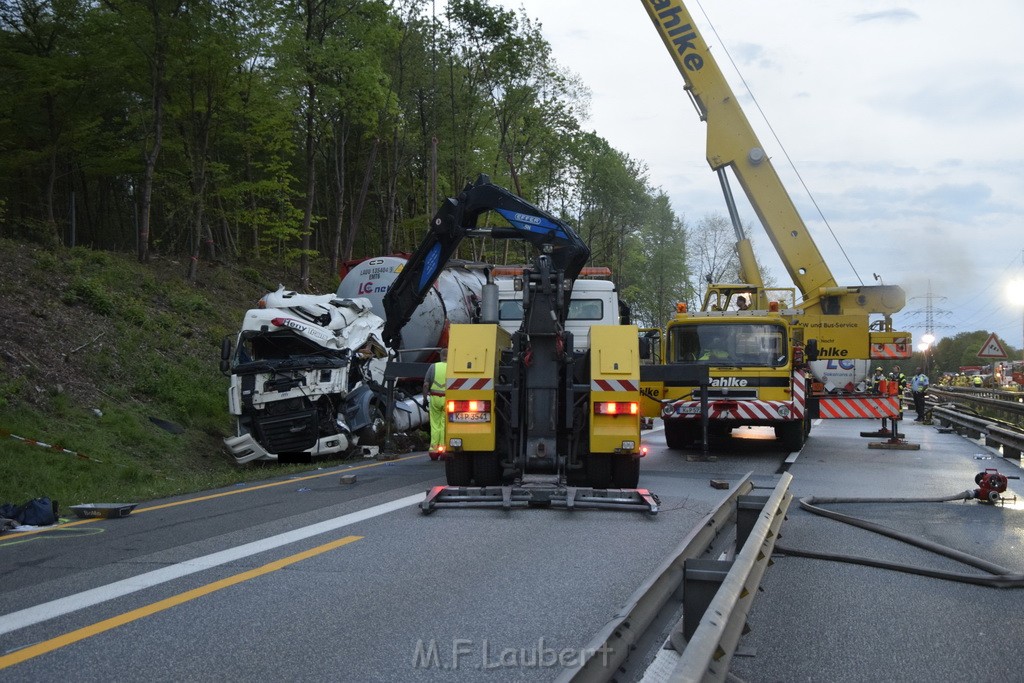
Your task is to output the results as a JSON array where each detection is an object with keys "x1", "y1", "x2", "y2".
[
  {"x1": 445, "y1": 452, "x2": 473, "y2": 486},
  {"x1": 473, "y1": 452, "x2": 502, "y2": 486},
  {"x1": 611, "y1": 455, "x2": 640, "y2": 488},
  {"x1": 664, "y1": 420, "x2": 691, "y2": 450},
  {"x1": 586, "y1": 454, "x2": 612, "y2": 488},
  {"x1": 356, "y1": 403, "x2": 386, "y2": 446},
  {"x1": 777, "y1": 421, "x2": 805, "y2": 451}
]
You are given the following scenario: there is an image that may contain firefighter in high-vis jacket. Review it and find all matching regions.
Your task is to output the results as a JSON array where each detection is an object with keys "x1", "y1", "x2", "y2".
[{"x1": 422, "y1": 348, "x2": 448, "y2": 460}]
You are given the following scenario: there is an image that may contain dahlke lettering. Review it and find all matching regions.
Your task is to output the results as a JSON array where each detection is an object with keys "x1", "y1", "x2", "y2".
[{"x1": 649, "y1": 0, "x2": 703, "y2": 71}]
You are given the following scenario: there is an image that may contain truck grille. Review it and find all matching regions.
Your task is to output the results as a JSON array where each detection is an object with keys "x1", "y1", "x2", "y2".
[{"x1": 255, "y1": 409, "x2": 319, "y2": 453}]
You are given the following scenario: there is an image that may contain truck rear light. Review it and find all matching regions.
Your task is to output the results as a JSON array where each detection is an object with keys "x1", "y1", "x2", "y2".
[
  {"x1": 446, "y1": 400, "x2": 490, "y2": 413},
  {"x1": 594, "y1": 402, "x2": 639, "y2": 415},
  {"x1": 447, "y1": 400, "x2": 492, "y2": 423}
]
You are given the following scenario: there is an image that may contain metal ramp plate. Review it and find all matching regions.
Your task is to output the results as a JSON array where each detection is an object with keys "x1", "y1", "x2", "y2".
[{"x1": 420, "y1": 484, "x2": 659, "y2": 514}]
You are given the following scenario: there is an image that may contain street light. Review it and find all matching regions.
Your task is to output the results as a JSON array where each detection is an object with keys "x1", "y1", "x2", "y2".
[{"x1": 918, "y1": 333, "x2": 935, "y2": 376}]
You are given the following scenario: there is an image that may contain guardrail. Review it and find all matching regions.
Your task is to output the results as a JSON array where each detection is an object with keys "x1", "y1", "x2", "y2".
[
  {"x1": 561, "y1": 472, "x2": 793, "y2": 683},
  {"x1": 931, "y1": 406, "x2": 1024, "y2": 460},
  {"x1": 929, "y1": 387, "x2": 1024, "y2": 428}
]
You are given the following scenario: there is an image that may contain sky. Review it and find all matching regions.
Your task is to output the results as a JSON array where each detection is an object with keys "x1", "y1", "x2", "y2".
[{"x1": 490, "y1": 0, "x2": 1024, "y2": 358}]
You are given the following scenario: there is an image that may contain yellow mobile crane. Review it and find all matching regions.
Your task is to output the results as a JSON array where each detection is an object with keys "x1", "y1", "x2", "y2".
[{"x1": 640, "y1": 0, "x2": 912, "y2": 449}]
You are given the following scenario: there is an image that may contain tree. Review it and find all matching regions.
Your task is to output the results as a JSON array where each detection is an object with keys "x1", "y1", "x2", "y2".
[
  {"x1": 686, "y1": 213, "x2": 739, "y2": 309},
  {"x1": 621, "y1": 191, "x2": 690, "y2": 329}
]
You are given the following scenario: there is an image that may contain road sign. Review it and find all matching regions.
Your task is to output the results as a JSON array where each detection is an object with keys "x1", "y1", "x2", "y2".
[{"x1": 977, "y1": 333, "x2": 1008, "y2": 359}]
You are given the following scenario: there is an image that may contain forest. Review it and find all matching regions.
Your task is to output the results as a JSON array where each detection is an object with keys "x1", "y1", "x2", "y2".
[{"x1": 0, "y1": 0, "x2": 721, "y2": 330}]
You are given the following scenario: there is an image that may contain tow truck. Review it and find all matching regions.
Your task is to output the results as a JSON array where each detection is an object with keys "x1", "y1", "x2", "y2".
[
  {"x1": 641, "y1": 0, "x2": 912, "y2": 449},
  {"x1": 382, "y1": 175, "x2": 658, "y2": 513}
]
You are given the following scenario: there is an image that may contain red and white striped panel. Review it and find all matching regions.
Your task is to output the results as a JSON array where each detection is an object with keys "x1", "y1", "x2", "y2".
[
  {"x1": 791, "y1": 370, "x2": 806, "y2": 420},
  {"x1": 671, "y1": 400, "x2": 799, "y2": 422},
  {"x1": 591, "y1": 379, "x2": 639, "y2": 392},
  {"x1": 818, "y1": 396, "x2": 900, "y2": 419},
  {"x1": 446, "y1": 377, "x2": 494, "y2": 391},
  {"x1": 871, "y1": 343, "x2": 912, "y2": 360}
]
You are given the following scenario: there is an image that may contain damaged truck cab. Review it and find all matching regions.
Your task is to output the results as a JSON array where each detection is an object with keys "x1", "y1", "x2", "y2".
[{"x1": 220, "y1": 288, "x2": 397, "y2": 464}]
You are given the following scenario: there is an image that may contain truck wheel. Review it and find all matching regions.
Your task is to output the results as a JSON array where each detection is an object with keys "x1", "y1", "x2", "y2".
[
  {"x1": 664, "y1": 420, "x2": 694, "y2": 450},
  {"x1": 611, "y1": 456, "x2": 640, "y2": 488},
  {"x1": 777, "y1": 421, "x2": 804, "y2": 451},
  {"x1": 356, "y1": 403, "x2": 386, "y2": 446},
  {"x1": 445, "y1": 453, "x2": 473, "y2": 486},
  {"x1": 473, "y1": 452, "x2": 502, "y2": 486},
  {"x1": 586, "y1": 454, "x2": 612, "y2": 488}
]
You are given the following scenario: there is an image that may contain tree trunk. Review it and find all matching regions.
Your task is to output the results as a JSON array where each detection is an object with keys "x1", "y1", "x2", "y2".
[
  {"x1": 343, "y1": 138, "x2": 378, "y2": 262},
  {"x1": 330, "y1": 119, "x2": 348, "y2": 275},
  {"x1": 299, "y1": 81, "x2": 316, "y2": 291}
]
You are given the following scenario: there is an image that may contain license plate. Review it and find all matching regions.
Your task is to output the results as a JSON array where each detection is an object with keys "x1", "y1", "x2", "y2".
[
  {"x1": 450, "y1": 411, "x2": 491, "y2": 423},
  {"x1": 677, "y1": 405, "x2": 701, "y2": 414}
]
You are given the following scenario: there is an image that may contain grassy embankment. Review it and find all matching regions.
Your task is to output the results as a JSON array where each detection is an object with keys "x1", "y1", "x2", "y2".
[{"x1": 0, "y1": 239, "x2": 377, "y2": 509}]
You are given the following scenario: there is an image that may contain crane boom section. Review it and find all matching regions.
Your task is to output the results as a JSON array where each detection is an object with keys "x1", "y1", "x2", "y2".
[
  {"x1": 642, "y1": 0, "x2": 838, "y2": 300},
  {"x1": 382, "y1": 174, "x2": 589, "y2": 348}
]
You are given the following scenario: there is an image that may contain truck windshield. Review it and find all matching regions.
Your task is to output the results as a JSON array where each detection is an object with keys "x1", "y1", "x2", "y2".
[
  {"x1": 669, "y1": 323, "x2": 788, "y2": 367},
  {"x1": 498, "y1": 298, "x2": 603, "y2": 321}
]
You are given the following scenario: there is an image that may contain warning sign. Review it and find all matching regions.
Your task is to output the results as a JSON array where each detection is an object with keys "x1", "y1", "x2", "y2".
[{"x1": 977, "y1": 333, "x2": 1008, "y2": 359}]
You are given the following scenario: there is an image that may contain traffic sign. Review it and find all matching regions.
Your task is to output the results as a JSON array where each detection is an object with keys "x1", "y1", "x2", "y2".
[{"x1": 977, "y1": 333, "x2": 1008, "y2": 359}]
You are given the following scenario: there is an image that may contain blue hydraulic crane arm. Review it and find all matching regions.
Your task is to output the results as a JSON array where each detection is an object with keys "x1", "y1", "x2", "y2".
[{"x1": 382, "y1": 174, "x2": 590, "y2": 349}]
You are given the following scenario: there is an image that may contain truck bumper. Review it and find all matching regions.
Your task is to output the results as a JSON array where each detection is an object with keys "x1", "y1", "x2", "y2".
[{"x1": 223, "y1": 432, "x2": 351, "y2": 465}]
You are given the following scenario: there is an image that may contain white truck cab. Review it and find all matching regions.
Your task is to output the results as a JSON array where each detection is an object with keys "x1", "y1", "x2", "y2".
[{"x1": 494, "y1": 278, "x2": 620, "y2": 352}]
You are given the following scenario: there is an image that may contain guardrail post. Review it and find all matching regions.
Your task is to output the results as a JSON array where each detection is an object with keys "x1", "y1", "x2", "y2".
[
  {"x1": 736, "y1": 494, "x2": 770, "y2": 550},
  {"x1": 682, "y1": 559, "x2": 733, "y2": 640}
]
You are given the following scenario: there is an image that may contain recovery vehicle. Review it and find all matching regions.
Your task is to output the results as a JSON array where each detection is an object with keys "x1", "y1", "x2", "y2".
[
  {"x1": 382, "y1": 175, "x2": 657, "y2": 513},
  {"x1": 641, "y1": 0, "x2": 912, "y2": 450}
]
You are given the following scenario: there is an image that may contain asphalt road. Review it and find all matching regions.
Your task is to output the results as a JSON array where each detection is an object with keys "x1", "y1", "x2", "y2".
[
  {"x1": 726, "y1": 419, "x2": 1024, "y2": 683},
  {"x1": 0, "y1": 426, "x2": 786, "y2": 681},
  {"x1": 3, "y1": 420, "x2": 1020, "y2": 682}
]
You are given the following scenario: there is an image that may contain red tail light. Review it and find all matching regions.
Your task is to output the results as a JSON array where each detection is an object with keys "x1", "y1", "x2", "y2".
[
  {"x1": 594, "y1": 402, "x2": 639, "y2": 415},
  {"x1": 446, "y1": 400, "x2": 491, "y2": 413}
]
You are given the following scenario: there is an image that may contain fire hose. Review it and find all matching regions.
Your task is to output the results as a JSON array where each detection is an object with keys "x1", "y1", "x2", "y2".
[{"x1": 773, "y1": 491, "x2": 1024, "y2": 588}]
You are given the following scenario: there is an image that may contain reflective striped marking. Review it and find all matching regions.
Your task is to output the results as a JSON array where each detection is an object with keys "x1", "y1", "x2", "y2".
[
  {"x1": 669, "y1": 400, "x2": 797, "y2": 421},
  {"x1": 446, "y1": 377, "x2": 493, "y2": 391},
  {"x1": 819, "y1": 396, "x2": 900, "y2": 418},
  {"x1": 791, "y1": 370, "x2": 806, "y2": 419},
  {"x1": 591, "y1": 379, "x2": 639, "y2": 392}
]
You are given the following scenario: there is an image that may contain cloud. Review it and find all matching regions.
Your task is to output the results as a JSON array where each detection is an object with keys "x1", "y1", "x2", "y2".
[{"x1": 851, "y1": 9, "x2": 919, "y2": 24}]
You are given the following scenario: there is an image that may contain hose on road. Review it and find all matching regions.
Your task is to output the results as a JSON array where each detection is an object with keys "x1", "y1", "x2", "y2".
[{"x1": 773, "y1": 491, "x2": 1024, "y2": 588}]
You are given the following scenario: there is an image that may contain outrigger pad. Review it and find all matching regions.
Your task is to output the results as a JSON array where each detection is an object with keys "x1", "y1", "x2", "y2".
[{"x1": 420, "y1": 485, "x2": 659, "y2": 515}]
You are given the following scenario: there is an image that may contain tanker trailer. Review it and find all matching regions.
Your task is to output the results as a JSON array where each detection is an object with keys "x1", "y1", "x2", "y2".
[{"x1": 337, "y1": 256, "x2": 488, "y2": 362}]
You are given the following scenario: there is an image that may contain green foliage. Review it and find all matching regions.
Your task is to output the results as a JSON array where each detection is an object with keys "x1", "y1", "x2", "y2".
[
  {"x1": 64, "y1": 277, "x2": 116, "y2": 315},
  {"x1": 0, "y1": 239, "x2": 347, "y2": 505}
]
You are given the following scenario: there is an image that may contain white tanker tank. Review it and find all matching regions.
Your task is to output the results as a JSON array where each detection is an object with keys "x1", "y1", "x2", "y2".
[{"x1": 337, "y1": 256, "x2": 488, "y2": 362}]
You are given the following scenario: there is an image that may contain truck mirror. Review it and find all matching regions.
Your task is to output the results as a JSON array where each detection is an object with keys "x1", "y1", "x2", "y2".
[
  {"x1": 220, "y1": 337, "x2": 232, "y2": 374},
  {"x1": 638, "y1": 337, "x2": 651, "y2": 360},
  {"x1": 805, "y1": 339, "x2": 818, "y2": 362}
]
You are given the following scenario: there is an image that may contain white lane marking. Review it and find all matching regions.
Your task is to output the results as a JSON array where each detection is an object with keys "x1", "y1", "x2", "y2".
[{"x1": 0, "y1": 492, "x2": 424, "y2": 636}]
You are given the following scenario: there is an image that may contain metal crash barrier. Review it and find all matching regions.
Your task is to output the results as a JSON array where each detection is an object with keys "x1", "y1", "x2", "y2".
[{"x1": 561, "y1": 472, "x2": 792, "y2": 683}]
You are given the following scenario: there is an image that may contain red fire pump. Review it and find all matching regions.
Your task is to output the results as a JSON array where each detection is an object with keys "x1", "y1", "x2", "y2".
[{"x1": 973, "y1": 468, "x2": 1020, "y2": 504}]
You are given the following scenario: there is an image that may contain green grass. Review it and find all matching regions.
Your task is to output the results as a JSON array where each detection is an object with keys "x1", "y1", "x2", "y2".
[{"x1": 0, "y1": 239, "x2": 370, "y2": 509}]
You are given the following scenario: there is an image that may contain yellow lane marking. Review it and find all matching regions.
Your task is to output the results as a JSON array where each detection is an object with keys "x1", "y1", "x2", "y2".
[
  {"x1": 2, "y1": 453, "x2": 425, "y2": 540},
  {"x1": 0, "y1": 535, "x2": 362, "y2": 670}
]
